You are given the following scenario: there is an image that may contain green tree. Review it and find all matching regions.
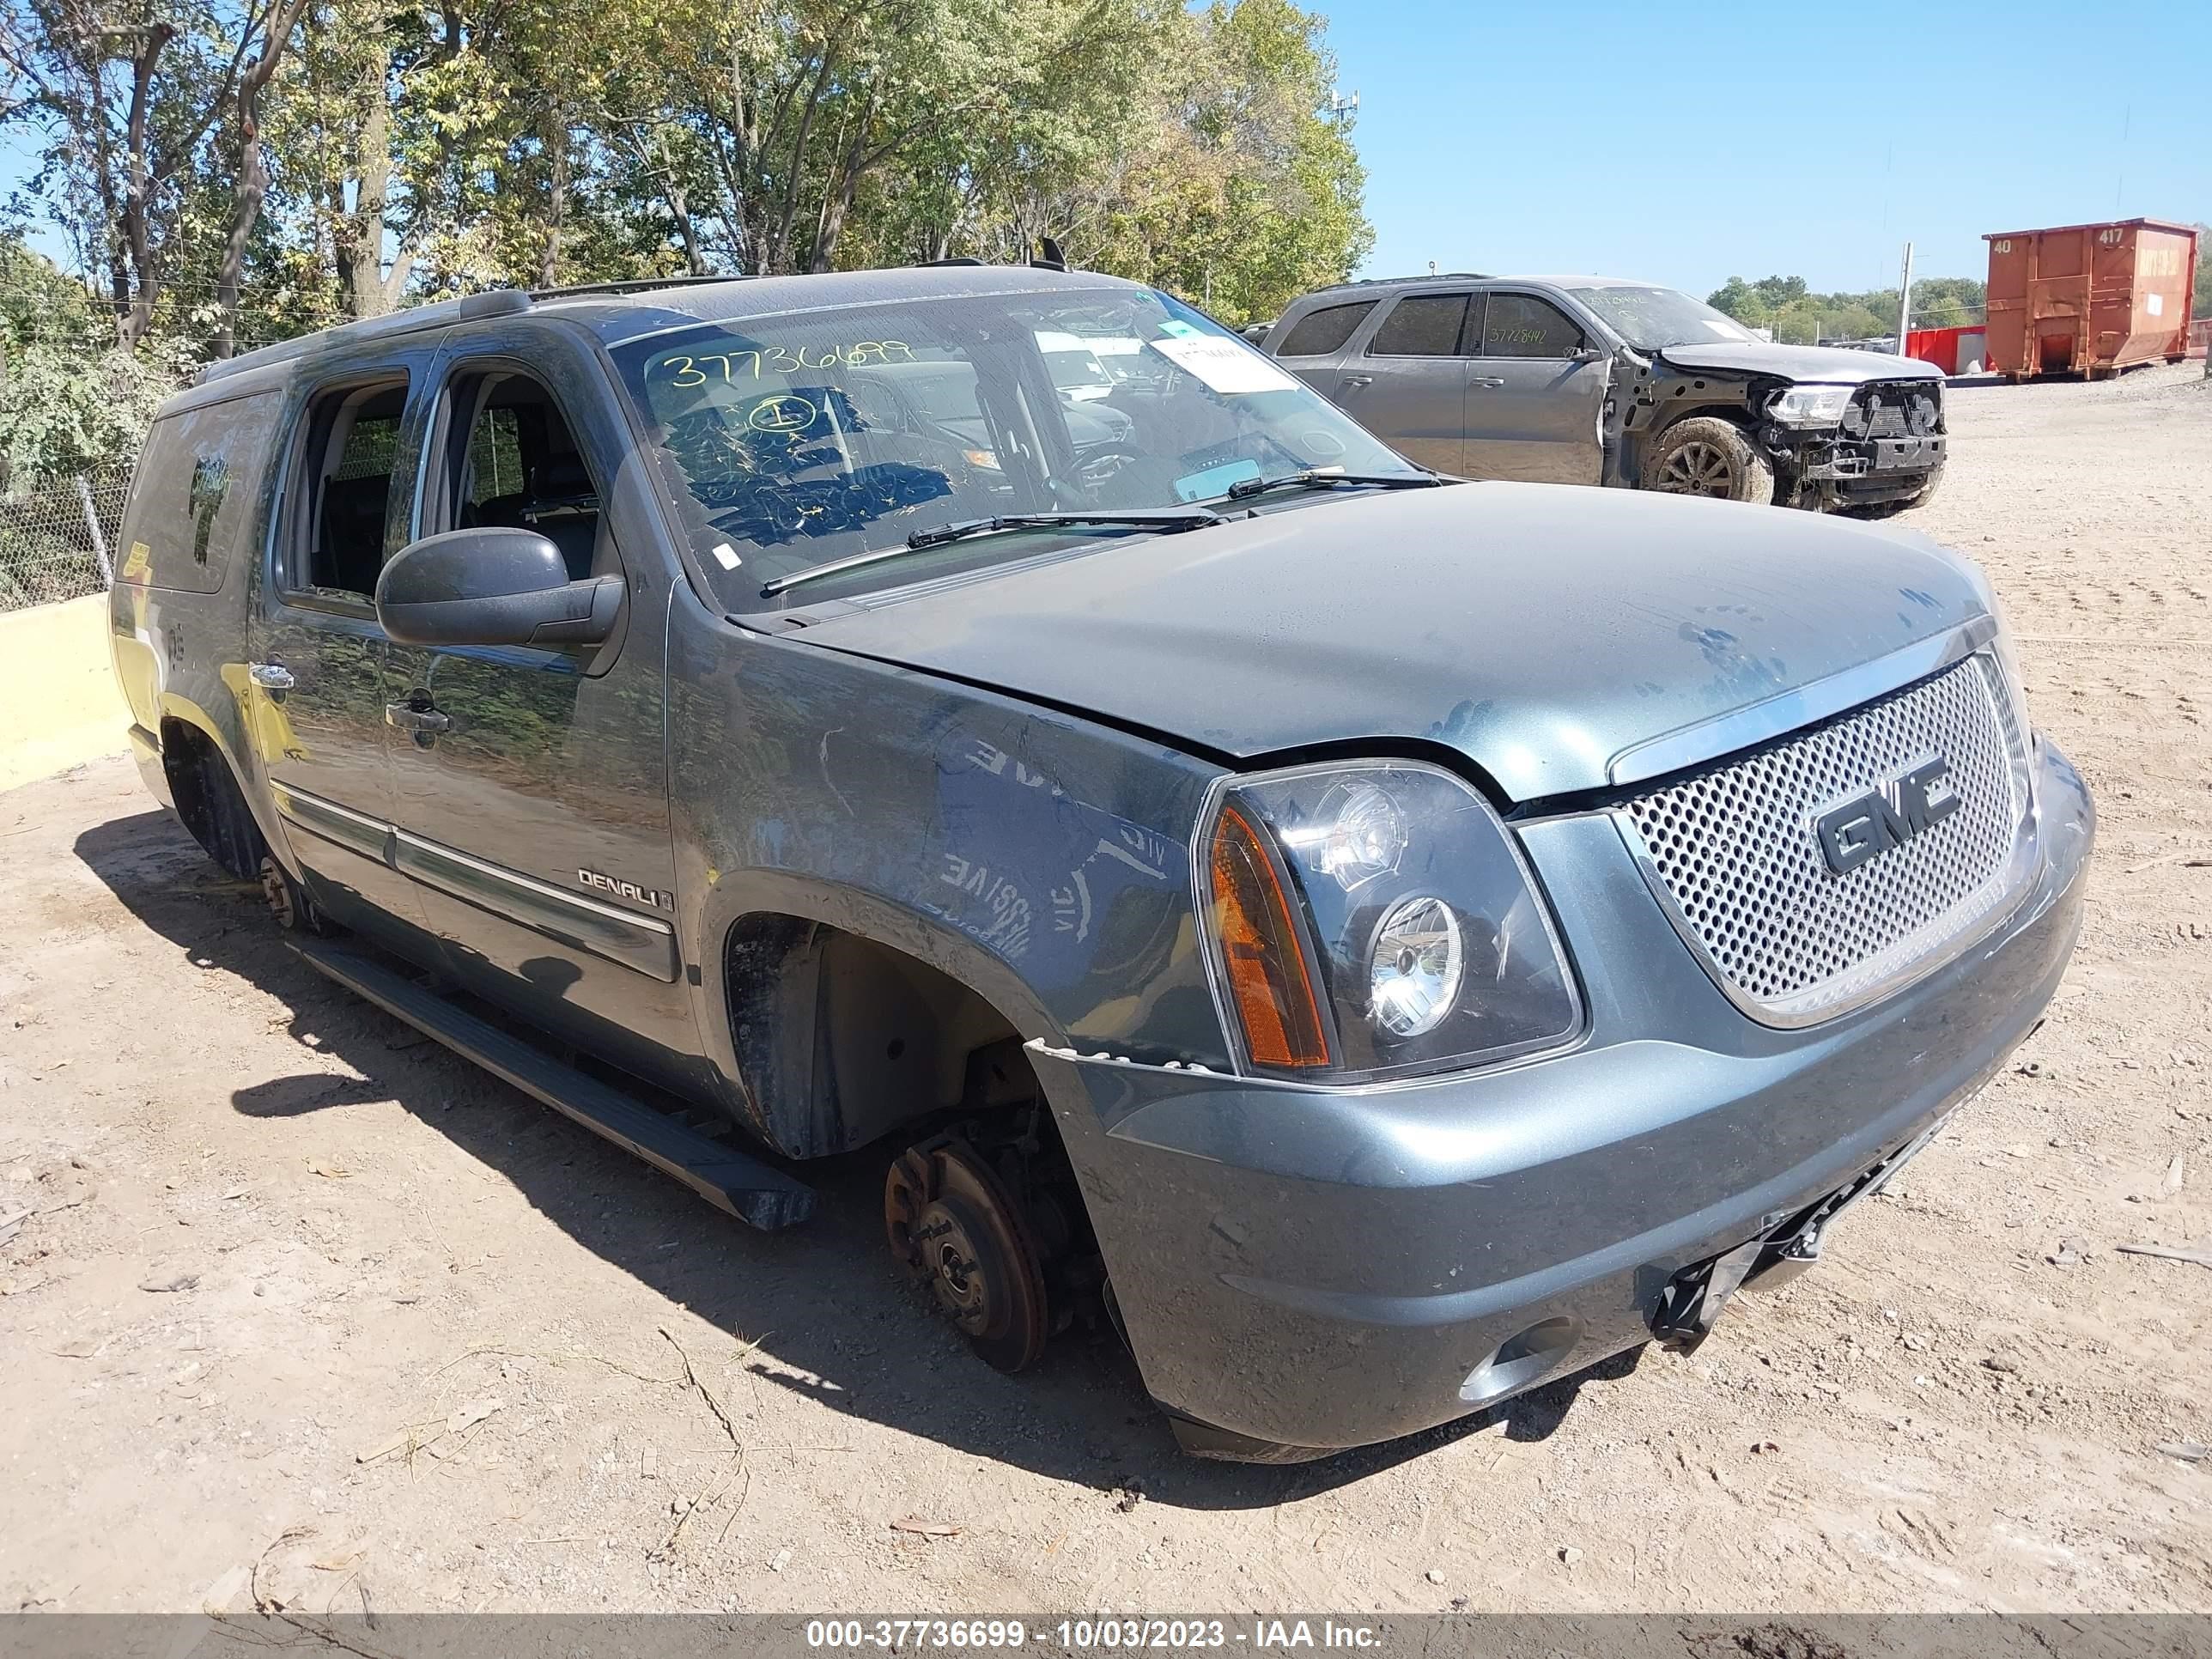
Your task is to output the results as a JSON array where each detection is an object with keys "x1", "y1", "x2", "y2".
[
  {"x1": 1011, "y1": 0, "x2": 1369, "y2": 325},
  {"x1": 0, "y1": 237, "x2": 186, "y2": 479},
  {"x1": 0, "y1": 0, "x2": 312, "y2": 347},
  {"x1": 1709, "y1": 272, "x2": 1987, "y2": 342},
  {"x1": 2, "y1": 0, "x2": 1372, "y2": 361}
]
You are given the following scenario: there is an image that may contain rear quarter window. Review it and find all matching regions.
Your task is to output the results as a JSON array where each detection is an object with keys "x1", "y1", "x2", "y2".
[
  {"x1": 116, "y1": 391, "x2": 283, "y2": 593},
  {"x1": 1274, "y1": 300, "x2": 1377, "y2": 357},
  {"x1": 1369, "y1": 295, "x2": 1471, "y2": 356}
]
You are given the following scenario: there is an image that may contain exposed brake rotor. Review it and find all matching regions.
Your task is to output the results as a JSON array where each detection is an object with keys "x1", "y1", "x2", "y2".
[
  {"x1": 258, "y1": 855, "x2": 297, "y2": 931},
  {"x1": 884, "y1": 1136, "x2": 1050, "y2": 1373}
]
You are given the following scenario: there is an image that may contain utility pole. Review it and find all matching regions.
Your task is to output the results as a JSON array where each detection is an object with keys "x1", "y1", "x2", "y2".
[{"x1": 1896, "y1": 240, "x2": 1914, "y2": 352}]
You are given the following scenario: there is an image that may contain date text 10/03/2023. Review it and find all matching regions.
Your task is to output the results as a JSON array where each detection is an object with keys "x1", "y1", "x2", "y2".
[{"x1": 803, "y1": 1620, "x2": 1385, "y2": 1650}]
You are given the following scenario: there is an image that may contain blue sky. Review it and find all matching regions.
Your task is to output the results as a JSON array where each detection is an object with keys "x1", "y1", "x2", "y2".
[{"x1": 1332, "y1": 0, "x2": 2212, "y2": 295}]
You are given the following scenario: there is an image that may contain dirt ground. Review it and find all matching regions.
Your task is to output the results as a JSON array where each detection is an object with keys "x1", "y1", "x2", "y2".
[{"x1": 3, "y1": 363, "x2": 2209, "y2": 1619}]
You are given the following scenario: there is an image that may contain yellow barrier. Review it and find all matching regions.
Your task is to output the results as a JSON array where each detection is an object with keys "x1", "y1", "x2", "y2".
[{"x1": 0, "y1": 593, "x2": 131, "y2": 793}]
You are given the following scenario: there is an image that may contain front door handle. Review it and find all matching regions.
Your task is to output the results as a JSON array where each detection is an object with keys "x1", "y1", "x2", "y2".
[
  {"x1": 1339, "y1": 374, "x2": 1373, "y2": 388},
  {"x1": 247, "y1": 662, "x2": 295, "y2": 690},
  {"x1": 1469, "y1": 376, "x2": 1507, "y2": 388},
  {"x1": 385, "y1": 702, "x2": 451, "y2": 735}
]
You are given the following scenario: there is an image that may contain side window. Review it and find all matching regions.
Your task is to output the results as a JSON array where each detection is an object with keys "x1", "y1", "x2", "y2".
[
  {"x1": 437, "y1": 369, "x2": 605, "y2": 582},
  {"x1": 287, "y1": 377, "x2": 410, "y2": 599},
  {"x1": 1366, "y1": 295, "x2": 1471, "y2": 357},
  {"x1": 1275, "y1": 300, "x2": 1377, "y2": 357},
  {"x1": 1480, "y1": 295, "x2": 1585, "y2": 359},
  {"x1": 464, "y1": 407, "x2": 528, "y2": 508},
  {"x1": 115, "y1": 392, "x2": 282, "y2": 594}
]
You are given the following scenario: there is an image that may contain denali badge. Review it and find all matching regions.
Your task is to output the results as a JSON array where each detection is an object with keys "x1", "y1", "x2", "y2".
[
  {"x1": 1814, "y1": 757, "x2": 1960, "y2": 876},
  {"x1": 576, "y1": 867, "x2": 675, "y2": 910}
]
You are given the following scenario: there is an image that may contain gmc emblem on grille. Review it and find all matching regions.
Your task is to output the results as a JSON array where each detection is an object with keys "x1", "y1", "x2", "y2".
[{"x1": 1814, "y1": 757, "x2": 1960, "y2": 876}]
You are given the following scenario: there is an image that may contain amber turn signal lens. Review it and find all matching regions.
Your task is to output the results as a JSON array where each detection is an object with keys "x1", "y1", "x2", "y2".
[{"x1": 1208, "y1": 804, "x2": 1332, "y2": 1069}]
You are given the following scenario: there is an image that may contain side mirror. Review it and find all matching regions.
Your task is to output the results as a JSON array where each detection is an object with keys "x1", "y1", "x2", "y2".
[
  {"x1": 374, "y1": 528, "x2": 622, "y2": 649},
  {"x1": 1568, "y1": 345, "x2": 1605, "y2": 364}
]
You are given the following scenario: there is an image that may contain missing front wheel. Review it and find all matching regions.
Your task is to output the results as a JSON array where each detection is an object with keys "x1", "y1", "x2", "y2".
[{"x1": 883, "y1": 1115, "x2": 1096, "y2": 1373}]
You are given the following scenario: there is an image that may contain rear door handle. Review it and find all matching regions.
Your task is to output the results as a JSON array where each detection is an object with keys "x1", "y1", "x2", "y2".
[
  {"x1": 1469, "y1": 376, "x2": 1507, "y2": 388},
  {"x1": 247, "y1": 662, "x2": 295, "y2": 690},
  {"x1": 385, "y1": 702, "x2": 451, "y2": 735},
  {"x1": 1339, "y1": 374, "x2": 1373, "y2": 388}
]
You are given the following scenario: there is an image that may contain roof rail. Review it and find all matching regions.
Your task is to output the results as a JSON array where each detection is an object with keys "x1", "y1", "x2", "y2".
[
  {"x1": 530, "y1": 275, "x2": 751, "y2": 301},
  {"x1": 191, "y1": 256, "x2": 1096, "y2": 388},
  {"x1": 193, "y1": 289, "x2": 532, "y2": 386},
  {"x1": 1317, "y1": 272, "x2": 1492, "y2": 291}
]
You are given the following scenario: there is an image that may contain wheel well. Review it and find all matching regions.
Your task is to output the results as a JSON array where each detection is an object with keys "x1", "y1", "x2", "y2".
[
  {"x1": 1644, "y1": 403, "x2": 1757, "y2": 445},
  {"x1": 1619, "y1": 406, "x2": 1734, "y2": 484},
  {"x1": 722, "y1": 914, "x2": 1034, "y2": 1160},
  {"x1": 159, "y1": 718, "x2": 264, "y2": 879}
]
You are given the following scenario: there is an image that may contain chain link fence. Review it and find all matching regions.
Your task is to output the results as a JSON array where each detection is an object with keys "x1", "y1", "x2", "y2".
[{"x1": 0, "y1": 471, "x2": 131, "y2": 613}]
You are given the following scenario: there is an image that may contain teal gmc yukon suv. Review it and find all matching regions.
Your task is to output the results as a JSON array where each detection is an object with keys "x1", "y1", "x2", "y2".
[{"x1": 110, "y1": 263, "x2": 2086, "y2": 1461}]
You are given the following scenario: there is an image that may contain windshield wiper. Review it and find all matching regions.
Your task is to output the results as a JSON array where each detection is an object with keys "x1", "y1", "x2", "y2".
[
  {"x1": 905, "y1": 507, "x2": 1224, "y2": 550},
  {"x1": 1222, "y1": 469, "x2": 1449, "y2": 501},
  {"x1": 759, "y1": 508, "x2": 1223, "y2": 597}
]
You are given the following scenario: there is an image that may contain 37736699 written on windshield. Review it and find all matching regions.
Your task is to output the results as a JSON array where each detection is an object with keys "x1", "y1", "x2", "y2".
[{"x1": 611, "y1": 288, "x2": 1415, "y2": 604}]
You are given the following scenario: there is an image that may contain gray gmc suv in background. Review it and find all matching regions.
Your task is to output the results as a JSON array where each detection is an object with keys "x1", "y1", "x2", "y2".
[
  {"x1": 1267, "y1": 274, "x2": 1948, "y2": 514},
  {"x1": 112, "y1": 262, "x2": 2085, "y2": 1462}
]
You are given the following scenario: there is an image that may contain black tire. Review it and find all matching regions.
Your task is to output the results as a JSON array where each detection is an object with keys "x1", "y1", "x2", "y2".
[
  {"x1": 163, "y1": 724, "x2": 266, "y2": 880},
  {"x1": 1642, "y1": 417, "x2": 1776, "y2": 505}
]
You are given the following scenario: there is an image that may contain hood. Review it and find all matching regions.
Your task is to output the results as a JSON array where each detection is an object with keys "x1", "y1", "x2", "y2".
[
  {"x1": 796, "y1": 483, "x2": 1988, "y2": 802},
  {"x1": 1655, "y1": 341, "x2": 1944, "y2": 383}
]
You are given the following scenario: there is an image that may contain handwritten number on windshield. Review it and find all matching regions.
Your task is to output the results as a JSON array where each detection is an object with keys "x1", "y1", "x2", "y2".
[{"x1": 659, "y1": 341, "x2": 915, "y2": 387}]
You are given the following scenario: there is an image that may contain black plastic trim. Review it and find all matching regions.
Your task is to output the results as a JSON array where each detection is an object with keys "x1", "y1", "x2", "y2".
[{"x1": 289, "y1": 936, "x2": 814, "y2": 1229}]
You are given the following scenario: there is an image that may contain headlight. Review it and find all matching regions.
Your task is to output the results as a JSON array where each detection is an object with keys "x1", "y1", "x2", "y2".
[
  {"x1": 1370, "y1": 894, "x2": 1462, "y2": 1036},
  {"x1": 1195, "y1": 760, "x2": 1582, "y2": 1082},
  {"x1": 1768, "y1": 384, "x2": 1853, "y2": 427}
]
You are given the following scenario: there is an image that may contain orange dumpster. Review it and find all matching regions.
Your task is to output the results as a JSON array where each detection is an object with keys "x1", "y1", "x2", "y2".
[{"x1": 1983, "y1": 218, "x2": 2197, "y2": 380}]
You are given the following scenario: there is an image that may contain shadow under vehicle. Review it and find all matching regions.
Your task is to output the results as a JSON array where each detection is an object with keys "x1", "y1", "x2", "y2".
[{"x1": 106, "y1": 261, "x2": 2087, "y2": 1462}]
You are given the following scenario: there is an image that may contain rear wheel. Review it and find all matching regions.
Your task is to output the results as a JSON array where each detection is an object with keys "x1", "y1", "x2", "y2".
[
  {"x1": 258, "y1": 854, "x2": 332, "y2": 935},
  {"x1": 1642, "y1": 417, "x2": 1776, "y2": 505}
]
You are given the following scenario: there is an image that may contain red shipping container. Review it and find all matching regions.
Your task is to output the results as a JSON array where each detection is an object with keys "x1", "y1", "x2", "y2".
[
  {"x1": 1904, "y1": 325, "x2": 1987, "y2": 375},
  {"x1": 1983, "y1": 217, "x2": 2197, "y2": 380}
]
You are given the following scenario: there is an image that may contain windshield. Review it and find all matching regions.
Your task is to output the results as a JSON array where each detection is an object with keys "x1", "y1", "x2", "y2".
[
  {"x1": 1565, "y1": 285, "x2": 1758, "y2": 351},
  {"x1": 611, "y1": 286, "x2": 1419, "y2": 609}
]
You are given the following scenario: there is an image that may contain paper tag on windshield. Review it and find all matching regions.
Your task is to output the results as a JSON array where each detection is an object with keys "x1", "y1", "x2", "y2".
[{"x1": 1147, "y1": 335, "x2": 1300, "y2": 396}]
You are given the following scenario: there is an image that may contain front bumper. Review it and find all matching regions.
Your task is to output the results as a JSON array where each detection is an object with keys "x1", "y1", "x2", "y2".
[
  {"x1": 1029, "y1": 737, "x2": 2093, "y2": 1457},
  {"x1": 1782, "y1": 429, "x2": 1946, "y2": 505}
]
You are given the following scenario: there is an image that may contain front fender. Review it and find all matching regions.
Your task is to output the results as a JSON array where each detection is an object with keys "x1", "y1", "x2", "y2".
[{"x1": 666, "y1": 589, "x2": 1232, "y2": 1152}]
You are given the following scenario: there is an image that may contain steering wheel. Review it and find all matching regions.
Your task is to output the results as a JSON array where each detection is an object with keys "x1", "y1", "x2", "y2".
[{"x1": 1073, "y1": 444, "x2": 1145, "y2": 493}]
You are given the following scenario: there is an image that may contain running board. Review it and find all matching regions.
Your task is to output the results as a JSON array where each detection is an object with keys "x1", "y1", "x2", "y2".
[{"x1": 288, "y1": 936, "x2": 816, "y2": 1231}]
